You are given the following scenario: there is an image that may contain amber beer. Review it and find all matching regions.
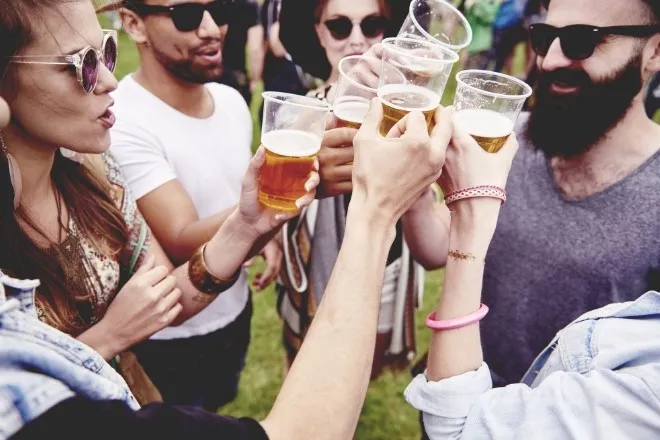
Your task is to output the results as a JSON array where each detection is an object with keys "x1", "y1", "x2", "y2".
[
  {"x1": 378, "y1": 84, "x2": 439, "y2": 136},
  {"x1": 454, "y1": 109, "x2": 514, "y2": 153},
  {"x1": 333, "y1": 96, "x2": 370, "y2": 129},
  {"x1": 258, "y1": 129, "x2": 320, "y2": 211}
]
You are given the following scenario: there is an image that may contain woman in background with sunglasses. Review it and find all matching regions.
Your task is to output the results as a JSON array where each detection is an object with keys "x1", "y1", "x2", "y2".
[{"x1": 0, "y1": 0, "x2": 318, "y2": 403}]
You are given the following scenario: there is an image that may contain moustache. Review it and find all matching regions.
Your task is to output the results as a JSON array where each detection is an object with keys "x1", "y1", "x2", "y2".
[{"x1": 537, "y1": 68, "x2": 593, "y2": 90}]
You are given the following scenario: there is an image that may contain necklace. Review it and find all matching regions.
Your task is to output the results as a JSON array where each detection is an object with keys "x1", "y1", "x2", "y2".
[{"x1": 46, "y1": 190, "x2": 103, "y2": 325}]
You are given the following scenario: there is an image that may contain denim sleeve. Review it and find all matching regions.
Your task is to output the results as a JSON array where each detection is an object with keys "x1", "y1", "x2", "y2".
[{"x1": 405, "y1": 363, "x2": 660, "y2": 439}]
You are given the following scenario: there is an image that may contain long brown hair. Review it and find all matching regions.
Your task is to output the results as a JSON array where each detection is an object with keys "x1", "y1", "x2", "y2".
[{"x1": 0, "y1": 0, "x2": 129, "y2": 336}]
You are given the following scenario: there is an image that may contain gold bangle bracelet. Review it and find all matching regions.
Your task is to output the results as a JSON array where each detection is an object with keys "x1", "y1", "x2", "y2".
[
  {"x1": 188, "y1": 243, "x2": 241, "y2": 295},
  {"x1": 448, "y1": 249, "x2": 485, "y2": 264}
]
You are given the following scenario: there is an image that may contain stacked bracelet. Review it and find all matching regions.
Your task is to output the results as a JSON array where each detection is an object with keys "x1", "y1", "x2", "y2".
[
  {"x1": 188, "y1": 243, "x2": 241, "y2": 295},
  {"x1": 444, "y1": 185, "x2": 506, "y2": 206},
  {"x1": 425, "y1": 304, "x2": 489, "y2": 331}
]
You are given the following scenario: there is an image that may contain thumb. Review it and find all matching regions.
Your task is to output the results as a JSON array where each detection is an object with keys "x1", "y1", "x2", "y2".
[
  {"x1": 496, "y1": 132, "x2": 520, "y2": 163},
  {"x1": 243, "y1": 146, "x2": 266, "y2": 194},
  {"x1": 430, "y1": 106, "x2": 454, "y2": 152},
  {"x1": 359, "y1": 98, "x2": 383, "y2": 134},
  {"x1": 399, "y1": 111, "x2": 429, "y2": 140},
  {"x1": 451, "y1": 113, "x2": 480, "y2": 149}
]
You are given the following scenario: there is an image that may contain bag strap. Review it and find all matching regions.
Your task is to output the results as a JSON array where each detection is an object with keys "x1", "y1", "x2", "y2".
[{"x1": 128, "y1": 223, "x2": 148, "y2": 276}]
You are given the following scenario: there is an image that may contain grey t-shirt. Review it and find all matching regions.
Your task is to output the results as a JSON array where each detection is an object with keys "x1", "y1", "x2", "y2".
[{"x1": 481, "y1": 118, "x2": 660, "y2": 386}]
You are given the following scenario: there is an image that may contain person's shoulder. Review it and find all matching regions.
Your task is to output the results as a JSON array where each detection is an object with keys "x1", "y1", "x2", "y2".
[
  {"x1": 208, "y1": 82, "x2": 248, "y2": 105},
  {"x1": 111, "y1": 74, "x2": 157, "y2": 120}
]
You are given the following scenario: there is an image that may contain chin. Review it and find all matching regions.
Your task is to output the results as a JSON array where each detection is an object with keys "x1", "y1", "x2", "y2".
[{"x1": 68, "y1": 133, "x2": 111, "y2": 155}]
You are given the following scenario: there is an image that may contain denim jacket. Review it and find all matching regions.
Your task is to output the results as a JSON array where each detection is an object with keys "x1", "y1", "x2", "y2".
[
  {"x1": 0, "y1": 271, "x2": 138, "y2": 440},
  {"x1": 405, "y1": 291, "x2": 660, "y2": 439}
]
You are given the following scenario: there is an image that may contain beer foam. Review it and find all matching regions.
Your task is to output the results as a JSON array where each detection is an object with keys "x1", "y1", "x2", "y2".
[
  {"x1": 333, "y1": 97, "x2": 370, "y2": 124},
  {"x1": 377, "y1": 84, "x2": 440, "y2": 112},
  {"x1": 454, "y1": 109, "x2": 514, "y2": 138},
  {"x1": 261, "y1": 129, "x2": 322, "y2": 157}
]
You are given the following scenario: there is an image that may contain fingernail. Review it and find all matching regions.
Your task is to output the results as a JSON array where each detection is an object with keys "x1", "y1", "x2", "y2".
[
  {"x1": 295, "y1": 198, "x2": 306, "y2": 209},
  {"x1": 305, "y1": 179, "x2": 316, "y2": 192},
  {"x1": 313, "y1": 159, "x2": 319, "y2": 171},
  {"x1": 275, "y1": 213, "x2": 287, "y2": 221}
]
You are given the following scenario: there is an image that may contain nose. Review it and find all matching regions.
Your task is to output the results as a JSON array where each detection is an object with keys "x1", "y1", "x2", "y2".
[
  {"x1": 94, "y1": 63, "x2": 118, "y2": 95},
  {"x1": 539, "y1": 38, "x2": 574, "y2": 72},
  {"x1": 197, "y1": 10, "x2": 223, "y2": 39},
  {"x1": 347, "y1": 21, "x2": 367, "y2": 48}
]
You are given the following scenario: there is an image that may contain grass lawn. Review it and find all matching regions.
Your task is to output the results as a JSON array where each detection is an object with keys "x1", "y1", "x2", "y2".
[{"x1": 114, "y1": 35, "x2": 444, "y2": 439}]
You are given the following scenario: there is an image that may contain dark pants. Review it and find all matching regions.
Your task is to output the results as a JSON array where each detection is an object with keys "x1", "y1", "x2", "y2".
[{"x1": 133, "y1": 294, "x2": 252, "y2": 412}]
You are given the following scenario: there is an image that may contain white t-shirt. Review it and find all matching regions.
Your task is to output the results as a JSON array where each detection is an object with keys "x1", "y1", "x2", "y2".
[{"x1": 109, "y1": 75, "x2": 253, "y2": 340}]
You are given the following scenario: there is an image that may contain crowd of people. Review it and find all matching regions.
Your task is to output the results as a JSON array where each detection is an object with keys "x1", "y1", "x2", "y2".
[{"x1": 2, "y1": 0, "x2": 660, "y2": 439}]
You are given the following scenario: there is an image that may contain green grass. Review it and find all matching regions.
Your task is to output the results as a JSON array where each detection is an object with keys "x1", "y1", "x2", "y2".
[{"x1": 114, "y1": 34, "x2": 443, "y2": 438}]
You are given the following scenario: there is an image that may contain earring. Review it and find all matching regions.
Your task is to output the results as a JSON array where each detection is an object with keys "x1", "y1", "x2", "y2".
[{"x1": 0, "y1": 132, "x2": 22, "y2": 209}]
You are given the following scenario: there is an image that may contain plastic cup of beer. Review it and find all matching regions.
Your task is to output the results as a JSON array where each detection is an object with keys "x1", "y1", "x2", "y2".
[
  {"x1": 398, "y1": 0, "x2": 472, "y2": 51},
  {"x1": 377, "y1": 37, "x2": 459, "y2": 136},
  {"x1": 333, "y1": 55, "x2": 405, "y2": 129},
  {"x1": 259, "y1": 92, "x2": 331, "y2": 211},
  {"x1": 453, "y1": 70, "x2": 532, "y2": 153}
]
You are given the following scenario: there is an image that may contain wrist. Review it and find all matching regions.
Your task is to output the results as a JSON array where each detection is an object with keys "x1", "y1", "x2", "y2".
[
  {"x1": 448, "y1": 199, "x2": 501, "y2": 256},
  {"x1": 205, "y1": 210, "x2": 258, "y2": 277},
  {"x1": 79, "y1": 320, "x2": 123, "y2": 360},
  {"x1": 346, "y1": 189, "x2": 398, "y2": 236}
]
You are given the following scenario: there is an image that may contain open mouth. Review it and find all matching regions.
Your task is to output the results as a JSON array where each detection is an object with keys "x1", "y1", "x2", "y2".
[
  {"x1": 99, "y1": 109, "x2": 116, "y2": 127},
  {"x1": 198, "y1": 48, "x2": 222, "y2": 63}
]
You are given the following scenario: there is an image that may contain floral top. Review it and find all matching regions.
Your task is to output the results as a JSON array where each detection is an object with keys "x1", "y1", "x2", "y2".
[{"x1": 37, "y1": 152, "x2": 150, "y2": 330}]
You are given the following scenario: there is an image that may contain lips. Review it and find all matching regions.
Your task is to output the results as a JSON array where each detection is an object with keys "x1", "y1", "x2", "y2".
[{"x1": 99, "y1": 109, "x2": 116, "y2": 128}]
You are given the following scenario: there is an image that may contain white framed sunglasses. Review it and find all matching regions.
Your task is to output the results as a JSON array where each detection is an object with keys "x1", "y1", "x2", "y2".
[{"x1": 8, "y1": 30, "x2": 118, "y2": 93}]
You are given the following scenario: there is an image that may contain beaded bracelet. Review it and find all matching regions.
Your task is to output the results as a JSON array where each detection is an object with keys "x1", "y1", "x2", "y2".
[{"x1": 444, "y1": 185, "x2": 506, "y2": 206}]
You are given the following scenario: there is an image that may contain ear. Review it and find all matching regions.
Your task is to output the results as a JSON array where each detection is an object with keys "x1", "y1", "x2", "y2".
[
  {"x1": 120, "y1": 8, "x2": 149, "y2": 45},
  {"x1": 315, "y1": 23, "x2": 327, "y2": 49},
  {"x1": 642, "y1": 34, "x2": 660, "y2": 81}
]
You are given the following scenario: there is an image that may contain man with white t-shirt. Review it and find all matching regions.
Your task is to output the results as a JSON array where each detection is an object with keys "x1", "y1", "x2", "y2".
[{"x1": 107, "y1": 0, "x2": 282, "y2": 411}]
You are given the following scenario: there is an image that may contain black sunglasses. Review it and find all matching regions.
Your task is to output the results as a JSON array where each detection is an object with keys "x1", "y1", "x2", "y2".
[
  {"x1": 128, "y1": 0, "x2": 234, "y2": 32},
  {"x1": 323, "y1": 15, "x2": 388, "y2": 41},
  {"x1": 9, "y1": 30, "x2": 117, "y2": 93},
  {"x1": 529, "y1": 23, "x2": 660, "y2": 61}
]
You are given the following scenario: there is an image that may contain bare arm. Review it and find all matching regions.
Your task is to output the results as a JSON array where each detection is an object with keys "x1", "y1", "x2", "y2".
[
  {"x1": 247, "y1": 25, "x2": 265, "y2": 89},
  {"x1": 401, "y1": 187, "x2": 451, "y2": 270},
  {"x1": 137, "y1": 179, "x2": 234, "y2": 264},
  {"x1": 261, "y1": 201, "x2": 396, "y2": 440},
  {"x1": 268, "y1": 22, "x2": 288, "y2": 58}
]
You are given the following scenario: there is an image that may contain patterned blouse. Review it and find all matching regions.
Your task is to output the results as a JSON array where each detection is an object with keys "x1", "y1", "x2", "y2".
[{"x1": 37, "y1": 152, "x2": 150, "y2": 331}]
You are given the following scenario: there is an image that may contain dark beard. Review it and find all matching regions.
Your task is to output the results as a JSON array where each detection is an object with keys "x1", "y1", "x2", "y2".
[
  {"x1": 152, "y1": 42, "x2": 223, "y2": 85},
  {"x1": 525, "y1": 54, "x2": 643, "y2": 158}
]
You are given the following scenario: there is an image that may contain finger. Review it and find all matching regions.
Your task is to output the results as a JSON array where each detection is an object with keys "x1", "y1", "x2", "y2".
[
  {"x1": 134, "y1": 255, "x2": 156, "y2": 275},
  {"x1": 139, "y1": 265, "x2": 170, "y2": 286},
  {"x1": 320, "y1": 147, "x2": 354, "y2": 169},
  {"x1": 258, "y1": 259, "x2": 280, "y2": 289},
  {"x1": 243, "y1": 257, "x2": 255, "y2": 268},
  {"x1": 162, "y1": 302, "x2": 183, "y2": 326},
  {"x1": 153, "y1": 274, "x2": 177, "y2": 298},
  {"x1": 323, "y1": 164, "x2": 352, "y2": 183},
  {"x1": 451, "y1": 116, "x2": 481, "y2": 150},
  {"x1": 325, "y1": 181, "x2": 353, "y2": 196},
  {"x1": 430, "y1": 106, "x2": 454, "y2": 159},
  {"x1": 304, "y1": 172, "x2": 320, "y2": 192},
  {"x1": 242, "y1": 146, "x2": 266, "y2": 195},
  {"x1": 359, "y1": 98, "x2": 384, "y2": 134},
  {"x1": 295, "y1": 191, "x2": 316, "y2": 210},
  {"x1": 322, "y1": 127, "x2": 358, "y2": 149},
  {"x1": 398, "y1": 111, "x2": 430, "y2": 141},
  {"x1": 160, "y1": 288, "x2": 183, "y2": 312},
  {"x1": 496, "y1": 132, "x2": 520, "y2": 163}
]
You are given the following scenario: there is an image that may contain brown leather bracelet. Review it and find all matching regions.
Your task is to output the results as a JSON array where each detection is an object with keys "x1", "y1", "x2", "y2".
[{"x1": 188, "y1": 243, "x2": 241, "y2": 295}]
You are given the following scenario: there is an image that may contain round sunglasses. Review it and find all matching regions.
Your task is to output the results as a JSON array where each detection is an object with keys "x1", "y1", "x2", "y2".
[
  {"x1": 9, "y1": 30, "x2": 118, "y2": 93},
  {"x1": 322, "y1": 15, "x2": 388, "y2": 41},
  {"x1": 128, "y1": 0, "x2": 233, "y2": 32},
  {"x1": 529, "y1": 23, "x2": 660, "y2": 61}
]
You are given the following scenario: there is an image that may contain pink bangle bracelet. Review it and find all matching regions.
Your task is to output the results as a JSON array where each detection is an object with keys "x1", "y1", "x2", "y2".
[{"x1": 425, "y1": 304, "x2": 489, "y2": 330}]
